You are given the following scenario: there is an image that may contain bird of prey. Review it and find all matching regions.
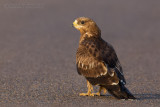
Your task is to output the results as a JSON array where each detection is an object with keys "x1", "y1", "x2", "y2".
[{"x1": 72, "y1": 17, "x2": 136, "y2": 99}]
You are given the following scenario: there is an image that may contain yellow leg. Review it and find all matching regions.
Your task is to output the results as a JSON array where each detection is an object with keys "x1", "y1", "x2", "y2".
[
  {"x1": 92, "y1": 86, "x2": 107, "y2": 96},
  {"x1": 79, "y1": 81, "x2": 107, "y2": 96},
  {"x1": 102, "y1": 87, "x2": 107, "y2": 94},
  {"x1": 79, "y1": 80, "x2": 94, "y2": 96}
]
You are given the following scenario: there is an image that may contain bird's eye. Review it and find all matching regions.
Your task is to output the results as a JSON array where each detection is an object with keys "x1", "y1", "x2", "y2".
[{"x1": 81, "y1": 21, "x2": 85, "y2": 24}]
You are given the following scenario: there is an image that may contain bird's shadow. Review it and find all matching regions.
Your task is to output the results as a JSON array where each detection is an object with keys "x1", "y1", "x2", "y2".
[
  {"x1": 134, "y1": 93, "x2": 160, "y2": 100},
  {"x1": 96, "y1": 93, "x2": 160, "y2": 100}
]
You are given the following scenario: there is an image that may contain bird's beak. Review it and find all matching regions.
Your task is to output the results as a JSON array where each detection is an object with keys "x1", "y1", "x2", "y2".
[{"x1": 72, "y1": 20, "x2": 78, "y2": 28}]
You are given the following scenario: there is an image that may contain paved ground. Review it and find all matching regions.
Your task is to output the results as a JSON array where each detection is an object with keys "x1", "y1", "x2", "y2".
[{"x1": 0, "y1": 0, "x2": 160, "y2": 106}]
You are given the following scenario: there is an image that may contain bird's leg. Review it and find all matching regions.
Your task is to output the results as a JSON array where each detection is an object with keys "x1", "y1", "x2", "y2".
[
  {"x1": 79, "y1": 80, "x2": 94, "y2": 96},
  {"x1": 92, "y1": 86, "x2": 107, "y2": 96},
  {"x1": 102, "y1": 87, "x2": 107, "y2": 94}
]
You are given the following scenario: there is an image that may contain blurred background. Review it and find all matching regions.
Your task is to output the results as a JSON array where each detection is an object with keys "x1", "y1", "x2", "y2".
[{"x1": 0, "y1": 0, "x2": 160, "y2": 106}]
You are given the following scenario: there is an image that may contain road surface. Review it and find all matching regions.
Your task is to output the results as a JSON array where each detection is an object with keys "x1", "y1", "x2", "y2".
[{"x1": 0, "y1": 0, "x2": 160, "y2": 106}]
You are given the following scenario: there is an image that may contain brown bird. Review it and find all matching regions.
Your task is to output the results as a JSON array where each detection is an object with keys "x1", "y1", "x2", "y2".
[{"x1": 73, "y1": 17, "x2": 136, "y2": 100}]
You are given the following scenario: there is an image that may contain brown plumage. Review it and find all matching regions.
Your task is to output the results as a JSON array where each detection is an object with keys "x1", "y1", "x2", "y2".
[{"x1": 73, "y1": 17, "x2": 136, "y2": 99}]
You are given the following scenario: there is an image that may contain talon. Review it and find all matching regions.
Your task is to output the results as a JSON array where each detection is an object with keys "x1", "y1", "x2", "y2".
[
  {"x1": 92, "y1": 92, "x2": 101, "y2": 96},
  {"x1": 79, "y1": 93, "x2": 88, "y2": 96},
  {"x1": 95, "y1": 92, "x2": 101, "y2": 96},
  {"x1": 79, "y1": 93, "x2": 95, "y2": 96},
  {"x1": 90, "y1": 93, "x2": 95, "y2": 96}
]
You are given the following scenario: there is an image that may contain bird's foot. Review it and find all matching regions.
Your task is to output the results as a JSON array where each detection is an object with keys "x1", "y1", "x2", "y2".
[
  {"x1": 91, "y1": 92, "x2": 101, "y2": 96},
  {"x1": 79, "y1": 92, "x2": 100, "y2": 96},
  {"x1": 79, "y1": 92, "x2": 94, "y2": 96}
]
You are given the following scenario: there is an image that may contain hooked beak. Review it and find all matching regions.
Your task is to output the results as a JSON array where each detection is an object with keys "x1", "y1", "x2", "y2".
[{"x1": 72, "y1": 20, "x2": 78, "y2": 28}]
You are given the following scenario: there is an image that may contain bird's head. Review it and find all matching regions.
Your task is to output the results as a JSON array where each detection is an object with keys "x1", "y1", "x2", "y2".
[{"x1": 73, "y1": 17, "x2": 101, "y2": 36}]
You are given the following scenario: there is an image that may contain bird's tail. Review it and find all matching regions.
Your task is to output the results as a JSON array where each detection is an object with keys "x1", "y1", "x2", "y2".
[{"x1": 105, "y1": 82, "x2": 136, "y2": 100}]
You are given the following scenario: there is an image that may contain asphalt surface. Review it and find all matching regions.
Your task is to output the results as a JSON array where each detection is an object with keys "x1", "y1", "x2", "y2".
[{"x1": 0, "y1": 0, "x2": 160, "y2": 107}]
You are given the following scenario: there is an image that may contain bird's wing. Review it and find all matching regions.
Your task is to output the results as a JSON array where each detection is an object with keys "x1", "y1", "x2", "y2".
[
  {"x1": 76, "y1": 38, "x2": 126, "y2": 84},
  {"x1": 76, "y1": 39, "x2": 109, "y2": 78},
  {"x1": 76, "y1": 53, "x2": 108, "y2": 78},
  {"x1": 101, "y1": 41, "x2": 126, "y2": 84}
]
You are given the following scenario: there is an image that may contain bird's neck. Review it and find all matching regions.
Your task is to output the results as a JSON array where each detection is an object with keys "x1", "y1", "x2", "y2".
[
  {"x1": 79, "y1": 26, "x2": 101, "y2": 36},
  {"x1": 79, "y1": 32, "x2": 101, "y2": 43}
]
